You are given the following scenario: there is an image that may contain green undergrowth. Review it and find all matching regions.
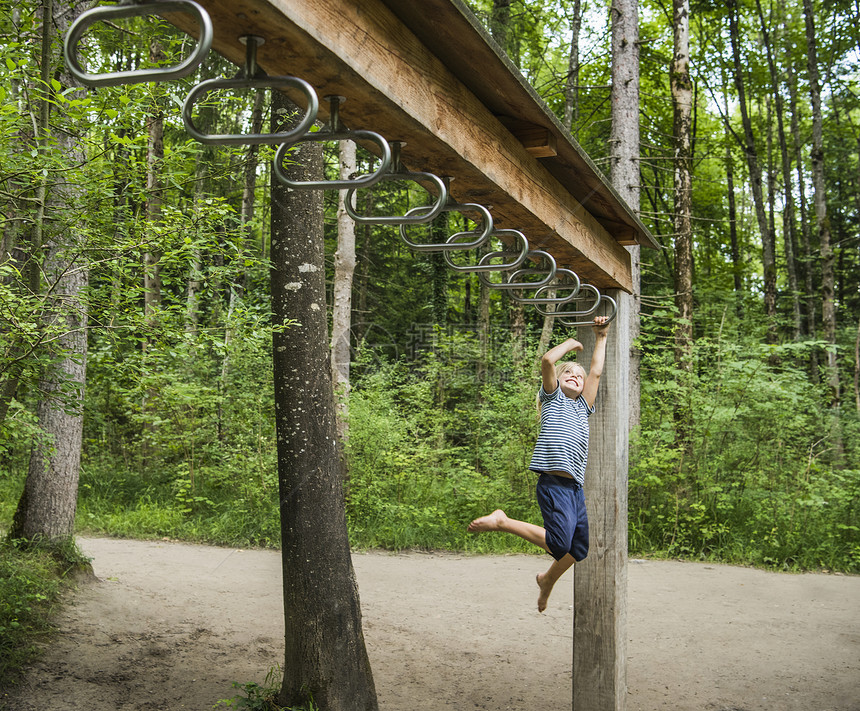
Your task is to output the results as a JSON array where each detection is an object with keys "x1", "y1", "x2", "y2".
[
  {"x1": 2, "y1": 328, "x2": 857, "y2": 574},
  {"x1": 215, "y1": 666, "x2": 318, "y2": 710},
  {"x1": 0, "y1": 536, "x2": 91, "y2": 689}
]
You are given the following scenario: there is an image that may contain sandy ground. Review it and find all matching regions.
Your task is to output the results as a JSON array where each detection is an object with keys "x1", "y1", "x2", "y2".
[{"x1": 1, "y1": 537, "x2": 858, "y2": 711}]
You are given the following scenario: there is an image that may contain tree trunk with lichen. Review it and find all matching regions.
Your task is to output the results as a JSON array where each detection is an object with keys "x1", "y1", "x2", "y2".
[
  {"x1": 9, "y1": 0, "x2": 89, "y2": 545},
  {"x1": 270, "y1": 94, "x2": 377, "y2": 711},
  {"x1": 671, "y1": 0, "x2": 693, "y2": 369}
]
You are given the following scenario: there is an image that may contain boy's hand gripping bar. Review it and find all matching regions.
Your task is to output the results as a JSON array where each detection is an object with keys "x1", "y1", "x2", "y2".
[
  {"x1": 64, "y1": 0, "x2": 213, "y2": 87},
  {"x1": 534, "y1": 285, "x2": 618, "y2": 326},
  {"x1": 556, "y1": 292, "x2": 618, "y2": 327},
  {"x1": 183, "y1": 36, "x2": 318, "y2": 146},
  {"x1": 273, "y1": 95, "x2": 392, "y2": 189}
]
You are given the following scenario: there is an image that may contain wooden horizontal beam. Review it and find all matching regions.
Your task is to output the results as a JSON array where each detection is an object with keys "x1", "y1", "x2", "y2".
[
  {"x1": 166, "y1": 0, "x2": 633, "y2": 291},
  {"x1": 386, "y1": 0, "x2": 657, "y2": 253}
]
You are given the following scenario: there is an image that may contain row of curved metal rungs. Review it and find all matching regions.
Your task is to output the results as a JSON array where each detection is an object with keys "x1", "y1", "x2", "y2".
[{"x1": 64, "y1": 0, "x2": 617, "y2": 327}]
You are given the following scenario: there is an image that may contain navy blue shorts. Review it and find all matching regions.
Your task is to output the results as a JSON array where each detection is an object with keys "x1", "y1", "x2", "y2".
[{"x1": 535, "y1": 473, "x2": 589, "y2": 561}]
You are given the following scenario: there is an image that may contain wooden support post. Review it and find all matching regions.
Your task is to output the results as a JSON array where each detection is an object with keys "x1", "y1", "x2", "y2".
[{"x1": 573, "y1": 289, "x2": 629, "y2": 711}]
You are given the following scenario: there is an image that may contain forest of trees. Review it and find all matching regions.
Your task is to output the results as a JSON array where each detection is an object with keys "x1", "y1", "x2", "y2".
[{"x1": 1, "y1": 0, "x2": 858, "y2": 593}]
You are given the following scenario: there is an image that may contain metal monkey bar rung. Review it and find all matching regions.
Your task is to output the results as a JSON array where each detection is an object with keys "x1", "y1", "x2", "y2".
[
  {"x1": 536, "y1": 286, "x2": 618, "y2": 327},
  {"x1": 345, "y1": 142, "x2": 448, "y2": 224},
  {"x1": 397, "y1": 179, "x2": 494, "y2": 252},
  {"x1": 64, "y1": 0, "x2": 213, "y2": 87},
  {"x1": 273, "y1": 95, "x2": 393, "y2": 189},
  {"x1": 183, "y1": 35, "x2": 318, "y2": 146},
  {"x1": 442, "y1": 228, "x2": 530, "y2": 274},
  {"x1": 507, "y1": 267, "x2": 582, "y2": 305},
  {"x1": 478, "y1": 249, "x2": 557, "y2": 291},
  {"x1": 556, "y1": 293, "x2": 618, "y2": 326}
]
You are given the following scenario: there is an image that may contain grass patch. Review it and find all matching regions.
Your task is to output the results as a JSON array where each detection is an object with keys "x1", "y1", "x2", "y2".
[
  {"x1": 216, "y1": 666, "x2": 319, "y2": 710},
  {"x1": 0, "y1": 537, "x2": 91, "y2": 688}
]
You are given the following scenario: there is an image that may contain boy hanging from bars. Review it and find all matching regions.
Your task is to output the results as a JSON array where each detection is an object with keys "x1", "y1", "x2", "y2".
[{"x1": 467, "y1": 316, "x2": 610, "y2": 612}]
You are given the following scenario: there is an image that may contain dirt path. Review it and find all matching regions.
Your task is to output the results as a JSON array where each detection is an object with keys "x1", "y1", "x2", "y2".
[{"x1": 2, "y1": 537, "x2": 858, "y2": 711}]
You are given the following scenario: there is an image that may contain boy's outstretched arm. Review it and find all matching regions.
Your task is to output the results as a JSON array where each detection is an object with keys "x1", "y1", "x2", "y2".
[
  {"x1": 581, "y1": 316, "x2": 610, "y2": 408},
  {"x1": 541, "y1": 337, "x2": 583, "y2": 394}
]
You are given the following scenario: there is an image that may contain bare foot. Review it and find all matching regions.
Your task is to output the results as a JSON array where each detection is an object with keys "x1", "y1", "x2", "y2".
[
  {"x1": 536, "y1": 572, "x2": 554, "y2": 613},
  {"x1": 467, "y1": 509, "x2": 507, "y2": 533}
]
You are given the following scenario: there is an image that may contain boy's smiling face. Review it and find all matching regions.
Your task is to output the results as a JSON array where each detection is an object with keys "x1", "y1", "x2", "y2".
[{"x1": 557, "y1": 363, "x2": 586, "y2": 399}]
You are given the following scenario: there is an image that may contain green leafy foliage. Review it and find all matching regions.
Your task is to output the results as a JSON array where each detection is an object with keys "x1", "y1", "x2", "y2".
[
  {"x1": 215, "y1": 666, "x2": 318, "y2": 710},
  {"x1": 0, "y1": 538, "x2": 87, "y2": 688},
  {"x1": 76, "y1": 304, "x2": 283, "y2": 548},
  {"x1": 344, "y1": 333, "x2": 543, "y2": 553},
  {"x1": 630, "y1": 308, "x2": 860, "y2": 571},
  {"x1": 213, "y1": 666, "x2": 319, "y2": 711}
]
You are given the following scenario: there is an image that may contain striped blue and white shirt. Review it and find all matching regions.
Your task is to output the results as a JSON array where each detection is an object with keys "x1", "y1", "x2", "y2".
[{"x1": 528, "y1": 383, "x2": 594, "y2": 486}]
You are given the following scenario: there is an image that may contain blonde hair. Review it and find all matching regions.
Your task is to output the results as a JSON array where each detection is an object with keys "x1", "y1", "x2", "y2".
[{"x1": 536, "y1": 361, "x2": 586, "y2": 411}]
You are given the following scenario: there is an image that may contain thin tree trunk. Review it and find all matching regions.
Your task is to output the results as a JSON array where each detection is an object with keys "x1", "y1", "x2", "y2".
[
  {"x1": 765, "y1": 95, "x2": 779, "y2": 334},
  {"x1": 331, "y1": 140, "x2": 357, "y2": 441},
  {"x1": 721, "y1": 69, "x2": 743, "y2": 315},
  {"x1": 756, "y1": 0, "x2": 801, "y2": 339},
  {"x1": 354, "y1": 193, "x2": 372, "y2": 347},
  {"x1": 477, "y1": 270, "x2": 490, "y2": 385},
  {"x1": 787, "y1": 59, "x2": 819, "y2": 384},
  {"x1": 728, "y1": 0, "x2": 777, "y2": 339},
  {"x1": 139, "y1": 39, "x2": 165, "y2": 468},
  {"x1": 610, "y1": 0, "x2": 640, "y2": 431},
  {"x1": 538, "y1": 289, "x2": 556, "y2": 356},
  {"x1": 185, "y1": 158, "x2": 205, "y2": 337},
  {"x1": 431, "y1": 252, "x2": 449, "y2": 328},
  {"x1": 802, "y1": 0, "x2": 839, "y2": 408},
  {"x1": 240, "y1": 92, "x2": 264, "y2": 235},
  {"x1": 562, "y1": 0, "x2": 583, "y2": 135},
  {"x1": 464, "y1": 272, "x2": 473, "y2": 322},
  {"x1": 219, "y1": 90, "x2": 264, "y2": 438},
  {"x1": 270, "y1": 94, "x2": 377, "y2": 711},
  {"x1": 143, "y1": 39, "x2": 164, "y2": 331},
  {"x1": 510, "y1": 293, "x2": 525, "y2": 367},
  {"x1": 854, "y1": 318, "x2": 860, "y2": 412},
  {"x1": 610, "y1": 0, "x2": 640, "y2": 205},
  {"x1": 184, "y1": 61, "x2": 218, "y2": 338},
  {"x1": 671, "y1": 0, "x2": 693, "y2": 368}
]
